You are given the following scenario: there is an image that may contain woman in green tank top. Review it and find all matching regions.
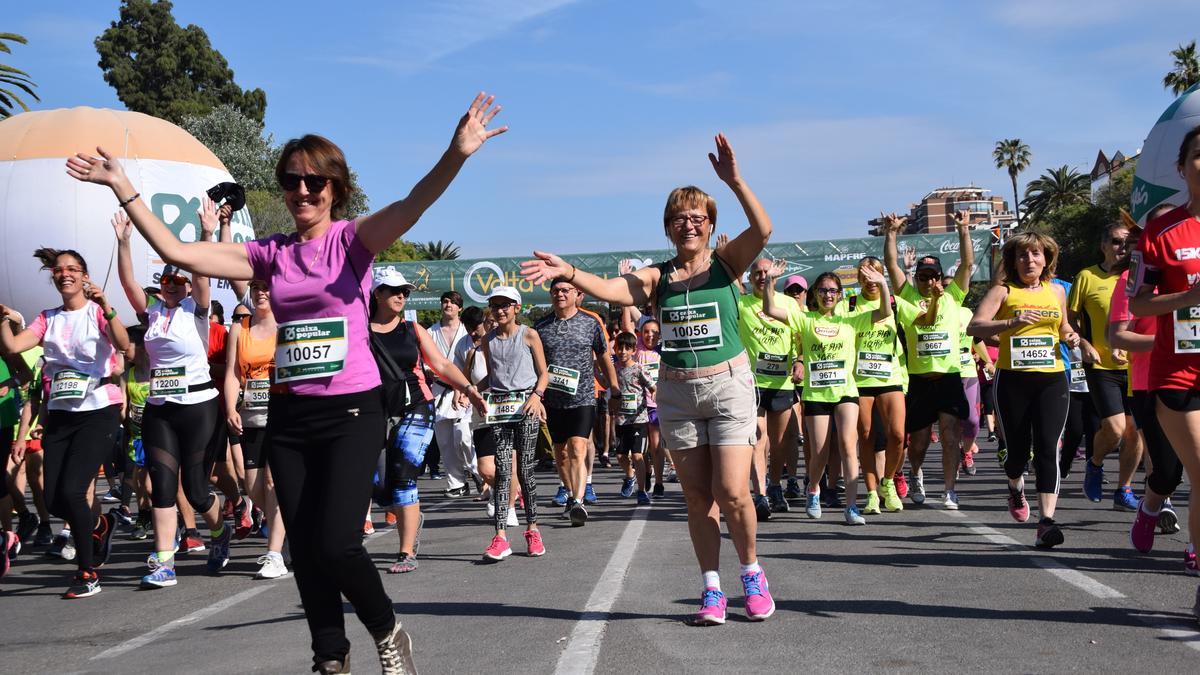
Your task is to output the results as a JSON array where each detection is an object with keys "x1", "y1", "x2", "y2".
[{"x1": 522, "y1": 134, "x2": 777, "y2": 626}]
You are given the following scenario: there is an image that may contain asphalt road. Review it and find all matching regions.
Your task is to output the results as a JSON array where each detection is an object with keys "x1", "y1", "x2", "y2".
[{"x1": 1, "y1": 438, "x2": 1197, "y2": 674}]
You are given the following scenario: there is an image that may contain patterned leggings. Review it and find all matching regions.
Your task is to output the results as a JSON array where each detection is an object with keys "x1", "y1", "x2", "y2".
[{"x1": 491, "y1": 415, "x2": 540, "y2": 531}]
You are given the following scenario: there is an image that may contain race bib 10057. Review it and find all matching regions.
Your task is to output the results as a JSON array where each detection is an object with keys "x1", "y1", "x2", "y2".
[{"x1": 275, "y1": 318, "x2": 348, "y2": 383}]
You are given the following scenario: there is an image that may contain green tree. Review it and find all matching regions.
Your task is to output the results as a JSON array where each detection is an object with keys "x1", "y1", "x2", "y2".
[
  {"x1": 993, "y1": 139, "x2": 1031, "y2": 228},
  {"x1": 95, "y1": 0, "x2": 266, "y2": 125},
  {"x1": 1163, "y1": 40, "x2": 1200, "y2": 96},
  {"x1": 1046, "y1": 164, "x2": 1135, "y2": 280},
  {"x1": 182, "y1": 104, "x2": 276, "y2": 191},
  {"x1": 375, "y1": 239, "x2": 422, "y2": 264},
  {"x1": 0, "y1": 33, "x2": 39, "y2": 118},
  {"x1": 416, "y1": 240, "x2": 461, "y2": 260},
  {"x1": 1020, "y1": 165, "x2": 1090, "y2": 226}
]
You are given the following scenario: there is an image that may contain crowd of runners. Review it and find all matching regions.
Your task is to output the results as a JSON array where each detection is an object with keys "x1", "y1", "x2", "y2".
[{"x1": 1, "y1": 94, "x2": 1199, "y2": 673}]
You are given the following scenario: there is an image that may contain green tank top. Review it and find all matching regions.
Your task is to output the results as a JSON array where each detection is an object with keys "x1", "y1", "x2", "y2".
[
  {"x1": 126, "y1": 369, "x2": 150, "y2": 441},
  {"x1": 656, "y1": 254, "x2": 745, "y2": 369}
]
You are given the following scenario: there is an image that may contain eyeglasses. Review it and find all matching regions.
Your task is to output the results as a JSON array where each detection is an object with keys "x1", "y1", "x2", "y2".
[
  {"x1": 815, "y1": 288, "x2": 841, "y2": 296},
  {"x1": 383, "y1": 286, "x2": 411, "y2": 298},
  {"x1": 231, "y1": 314, "x2": 251, "y2": 321},
  {"x1": 488, "y1": 302, "x2": 516, "y2": 311},
  {"x1": 51, "y1": 265, "x2": 83, "y2": 275},
  {"x1": 279, "y1": 173, "x2": 330, "y2": 192},
  {"x1": 915, "y1": 275, "x2": 939, "y2": 283},
  {"x1": 669, "y1": 214, "x2": 709, "y2": 227},
  {"x1": 1110, "y1": 238, "x2": 1128, "y2": 246},
  {"x1": 161, "y1": 275, "x2": 189, "y2": 286},
  {"x1": 550, "y1": 287, "x2": 574, "y2": 295}
]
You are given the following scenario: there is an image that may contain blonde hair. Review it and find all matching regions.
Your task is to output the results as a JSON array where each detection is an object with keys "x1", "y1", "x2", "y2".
[
  {"x1": 662, "y1": 186, "x2": 717, "y2": 232},
  {"x1": 1000, "y1": 232, "x2": 1058, "y2": 284}
]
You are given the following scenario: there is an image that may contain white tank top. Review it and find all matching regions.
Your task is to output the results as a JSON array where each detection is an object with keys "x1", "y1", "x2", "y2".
[
  {"x1": 34, "y1": 301, "x2": 123, "y2": 412},
  {"x1": 143, "y1": 296, "x2": 217, "y2": 405}
]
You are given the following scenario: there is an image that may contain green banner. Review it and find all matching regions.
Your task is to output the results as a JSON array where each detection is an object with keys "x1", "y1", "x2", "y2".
[{"x1": 373, "y1": 231, "x2": 994, "y2": 310}]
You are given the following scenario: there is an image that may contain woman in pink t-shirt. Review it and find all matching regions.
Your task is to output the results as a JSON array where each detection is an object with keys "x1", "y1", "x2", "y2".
[{"x1": 68, "y1": 93, "x2": 506, "y2": 674}]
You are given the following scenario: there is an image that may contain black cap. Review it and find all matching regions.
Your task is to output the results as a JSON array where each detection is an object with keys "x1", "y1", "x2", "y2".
[{"x1": 914, "y1": 255, "x2": 943, "y2": 277}]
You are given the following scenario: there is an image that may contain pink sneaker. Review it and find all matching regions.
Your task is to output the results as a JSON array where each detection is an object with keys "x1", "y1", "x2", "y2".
[
  {"x1": 741, "y1": 569, "x2": 775, "y2": 620},
  {"x1": 524, "y1": 529, "x2": 545, "y2": 557},
  {"x1": 1007, "y1": 489, "x2": 1030, "y2": 523},
  {"x1": 893, "y1": 472, "x2": 909, "y2": 499},
  {"x1": 1186, "y1": 547, "x2": 1198, "y2": 576},
  {"x1": 689, "y1": 588, "x2": 726, "y2": 626},
  {"x1": 483, "y1": 534, "x2": 511, "y2": 562},
  {"x1": 1129, "y1": 500, "x2": 1159, "y2": 554}
]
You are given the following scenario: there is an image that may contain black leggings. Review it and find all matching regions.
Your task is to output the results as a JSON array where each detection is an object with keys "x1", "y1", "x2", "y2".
[
  {"x1": 492, "y1": 415, "x2": 540, "y2": 531},
  {"x1": 143, "y1": 397, "x2": 221, "y2": 511},
  {"x1": 1133, "y1": 391, "x2": 1184, "y2": 497},
  {"x1": 266, "y1": 388, "x2": 393, "y2": 666},
  {"x1": 42, "y1": 405, "x2": 121, "y2": 571},
  {"x1": 995, "y1": 370, "x2": 1069, "y2": 495},
  {"x1": 1059, "y1": 391, "x2": 1096, "y2": 477}
]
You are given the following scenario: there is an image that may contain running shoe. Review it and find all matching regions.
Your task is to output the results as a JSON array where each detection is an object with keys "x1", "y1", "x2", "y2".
[
  {"x1": 741, "y1": 569, "x2": 775, "y2": 620},
  {"x1": 47, "y1": 529, "x2": 70, "y2": 558},
  {"x1": 767, "y1": 485, "x2": 790, "y2": 513},
  {"x1": 942, "y1": 490, "x2": 959, "y2": 510},
  {"x1": 16, "y1": 512, "x2": 39, "y2": 544},
  {"x1": 823, "y1": 490, "x2": 842, "y2": 510},
  {"x1": 372, "y1": 621, "x2": 416, "y2": 675},
  {"x1": 173, "y1": 525, "x2": 182, "y2": 552},
  {"x1": 256, "y1": 552, "x2": 289, "y2": 579},
  {"x1": 251, "y1": 506, "x2": 265, "y2": 534},
  {"x1": 92, "y1": 512, "x2": 117, "y2": 568},
  {"x1": 430, "y1": 469, "x2": 447, "y2": 480},
  {"x1": 784, "y1": 478, "x2": 802, "y2": 500},
  {"x1": 444, "y1": 485, "x2": 468, "y2": 498},
  {"x1": 1008, "y1": 488, "x2": 1030, "y2": 523},
  {"x1": 34, "y1": 523, "x2": 53, "y2": 546},
  {"x1": 233, "y1": 497, "x2": 255, "y2": 540},
  {"x1": 910, "y1": 470, "x2": 925, "y2": 505},
  {"x1": 652, "y1": 483, "x2": 665, "y2": 498},
  {"x1": 100, "y1": 486, "x2": 122, "y2": 504},
  {"x1": 1159, "y1": 500, "x2": 1181, "y2": 535},
  {"x1": 1035, "y1": 518, "x2": 1064, "y2": 549},
  {"x1": 862, "y1": 491, "x2": 881, "y2": 515},
  {"x1": 506, "y1": 507, "x2": 519, "y2": 529},
  {"x1": 894, "y1": 472, "x2": 909, "y2": 499},
  {"x1": 5, "y1": 534, "x2": 18, "y2": 562},
  {"x1": 1, "y1": 531, "x2": 17, "y2": 578},
  {"x1": 1113, "y1": 486, "x2": 1138, "y2": 512},
  {"x1": 1083, "y1": 461, "x2": 1104, "y2": 503},
  {"x1": 568, "y1": 500, "x2": 588, "y2": 527},
  {"x1": 385, "y1": 511, "x2": 398, "y2": 527},
  {"x1": 620, "y1": 477, "x2": 636, "y2": 498},
  {"x1": 880, "y1": 479, "x2": 904, "y2": 512},
  {"x1": 666, "y1": 466, "x2": 678, "y2": 483},
  {"x1": 689, "y1": 587, "x2": 727, "y2": 626},
  {"x1": 598, "y1": 454, "x2": 611, "y2": 468},
  {"x1": 1129, "y1": 500, "x2": 1159, "y2": 554},
  {"x1": 988, "y1": 432, "x2": 998, "y2": 443},
  {"x1": 363, "y1": 518, "x2": 376, "y2": 536},
  {"x1": 486, "y1": 500, "x2": 496, "y2": 518},
  {"x1": 1185, "y1": 547, "x2": 1198, "y2": 577},
  {"x1": 110, "y1": 505, "x2": 134, "y2": 529},
  {"x1": 483, "y1": 534, "x2": 512, "y2": 561},
  {"x1": 997, "y1": 445, "x2": 1008, "y2": 466},
  {"x1": 207, "y1": 527, "x2": 231, "y2": 574},
  {"x1": 552, "y1": 485, "x2": 569, "y2": 506},
  {"x1": 583, "y1": 483, "x2": 598, "y2": 505},
  {"x1": 62, "y1": 569, "x2": 101, "y2": 599},
  {"x1": 525, "y1": 529, "x2": 546, "y2": 557},
  {"x1": 636, "y1": 490, "x2": 651, "y2": 505},
  {"x1": 141, "y1": 553, "x2": 177, "y2": 588},
  {"x1": 961, "y1": 449, "x2": 976, "y2": 476},
  {"x1": 805, "y1": 493, "x2": 822, "y2": 519},
  {"x1": 753, "y1": 494, "x2": 772, "y2": 522},
  {"x1": 844, "y1": 505, "x2": 866, "y2": 526},
  {"x1": 388, "y1": 553, "x2": 418, "y2": 574},
  {"x1": 222, "y1": 497, "x2": 235, "y2": 521},
  {"x1": 183, "y1": 529, "x2": 206, "y2": 553},
  {"x1": 61, "y1": 536, "x2": 76, "y2": 562}
]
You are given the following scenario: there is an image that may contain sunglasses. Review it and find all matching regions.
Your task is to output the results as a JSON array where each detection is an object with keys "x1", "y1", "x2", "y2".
[
  {"x1": 161, "y1": 275, "x2": 189, "y2": 286},
  {"x1": 231, "y1": 314, "x2": 252, "y2": 321},
  {"x1": 279, "y1": 173, "x2": 330, "y2": 192},
  {"x1": 382, "y1": 286, "x2": 411, "y2": 298}
]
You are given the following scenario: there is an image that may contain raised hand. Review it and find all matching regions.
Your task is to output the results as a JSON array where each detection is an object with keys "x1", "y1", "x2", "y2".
[
  {"x1": 715, "y1": 232, "x2": 730, "y2": 250},
  {"x1": 953, "y1": 210, "x2": 970, "y2": 231},
  {"x1": 521, "y1": 251, "x2": 571, "y2": 285},
  {"x1": 198, "y1": 196, "x2": 219, "y2": 239},
  {"x1": 902, "y1": 246, "x2": 916, "y2": 270},
  {"x1": 112, "y1": 210, "x2": 133, "y2": 242},
  {"x1": 708, "y1": 133, "x2": 740, "y2": 185},
  {"x1": 451, "y1": 92, "x2": 508, "y2": 159},
  {"x1": 768, "y1": 259, "x2": 787, "y2": 279},
  {"x1": 65, "y1": 146, "x2": 128, "y2": 188},
  {"x1": 860, "y1": 265, "x2": 886, "y2": 286},
  {"x1": 84, "y1": 283, "x2": 110, "y2": 311},
  {"x1": 218, "y1": 203, "x2": 234, "y2": 229},
  {"x1": 618, "y1": 259, "x2": 633, "y2": 276},
  {"x1": 880, "y1": 212, "x2": 908, "y2": 234}
]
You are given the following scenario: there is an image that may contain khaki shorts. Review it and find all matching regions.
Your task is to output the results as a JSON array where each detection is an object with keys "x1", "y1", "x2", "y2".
[{"x1": 657, "y1": 360, "x2": 757, "y2": 450}]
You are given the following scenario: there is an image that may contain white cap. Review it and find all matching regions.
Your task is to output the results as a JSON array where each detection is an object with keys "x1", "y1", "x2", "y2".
[
  {"x1": 372, "y1": 269, "x2": 416, "y2": 292},
  {"x1": 488, "y1": 285, "x2": 521, "y2": 305}
]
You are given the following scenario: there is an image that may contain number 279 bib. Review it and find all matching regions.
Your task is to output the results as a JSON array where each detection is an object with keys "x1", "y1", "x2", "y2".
[{"x1": 275, "y1": 318, "x2": 348, "y2": 383}]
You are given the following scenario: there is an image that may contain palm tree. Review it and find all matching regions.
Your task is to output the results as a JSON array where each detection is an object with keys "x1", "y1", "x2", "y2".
[
  {"x1": 993, "y1": 139, "x2": 1031, "y2": 228},
  {"x1": 0, "y1": 33, "x2": 39, "y2": 119},
  {"x1": 1020, "y1": 165, "x2": 1091, "y2": 225},
  {"x1": 416, "y1": 240, "x2": 460, "y2": 260},
  {"x1": 1163, "y1": 40, "x2": 1200, "y2": 96}
]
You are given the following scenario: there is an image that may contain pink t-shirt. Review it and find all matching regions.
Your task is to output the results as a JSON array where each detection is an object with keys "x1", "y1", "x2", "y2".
[
  {"x1": 29, "y1": 301, "x2": 123, "y2": 412},
  {"x1": 243, "y1": 219, "x2": 381, "y2": 396},
  {"x1": 1107, "y1": 269, "x2": 1154, "y2": 392}
]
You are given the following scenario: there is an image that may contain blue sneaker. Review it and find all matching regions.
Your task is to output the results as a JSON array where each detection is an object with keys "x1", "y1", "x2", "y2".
[
  {"x1": 636, "y1": 490, "x2": 651, "y2": 505},
  {"x1": 1113, "y1": 485, "x2": 1138, "y2": 511},
  {"x1": 583, "y1": 483, "x2": 598, "y2": 505},
  {"x1": 207, "y1": 528, "x2": 231, "y2": 574},
  {"x1": 141, "y1": 554, "x2": 177, "y2": 588},
  {"x1": 805, "y1": 493, "x2": 822, "y2": 519},
  {"x1": 620, "y1": 477, "x2": 636, "y2": 498},
  {"x1": 552, "y1": 485, "x2": 568, "y2": 507},
  {"x1": 844, "y1": 504, "x2": 866, "y2": 526},
  {"x1": 1083, "y1": 462, "x2": 1104, "y2": 503}
]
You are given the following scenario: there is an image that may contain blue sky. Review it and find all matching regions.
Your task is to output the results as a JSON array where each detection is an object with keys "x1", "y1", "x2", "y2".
[{"x1": 10, "y1": 0, "x2": 1200, "y2": 258}]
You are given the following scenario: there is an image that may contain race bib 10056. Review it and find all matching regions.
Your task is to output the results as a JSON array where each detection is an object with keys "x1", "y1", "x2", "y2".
[
  {"x1": 275, "y1": 318, "x2": 348, "y2": 383},
  {"x1": 661, "y1": 302, "x2": 723, "y2": 352}
]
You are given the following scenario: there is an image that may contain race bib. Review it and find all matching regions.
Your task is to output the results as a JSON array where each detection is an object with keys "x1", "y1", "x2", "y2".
[
  {"x1": 485, "y1": 391, "x2": 528, "y2": 425},
  {"x1": 960, "y1": 349, "x2": 974, "y2": 370},
  {"x1": 50, "y1": 369, "x2": 89, "y2": 401},
  {"x1": 1172, "y1": 305, "x2": 1200, "y2": 353},
  {"x1": 619, "y1": 393, "x2": 639, "y2": 415},
  {"x1": 275, "y1": 318, "x2": 348, "y2": 383},
  {"x1": 150, "y1": 367, "x2": 187, "y2": 397},
  {"x1": 130, "y1": 403, "x2": 144, "y2": 426},
  {"x1": 661, "y1": 302, "x2": 723, "y2": 352},
  {"x1": 1010, "y1": 336, "x2": 1056, "y2": 369},
  {"x1": 1069, "y1": 363, "x2": 1087, "y2": 385},
  {"x1": 755, "y1": 351, "x2": 789, "y2": 377},
  {"x1": 547, "y1": 365, "x2": 581, "y2": 395},
  {"x1": 916, "y1": 332, "x2": 951, "y2": 358},
  {"x1": 856, "y1": 351, "x2": 893, "y2": 379},
  {"x1": 809, "y1": 360, "x2": 847, "y2": 388},
  {"x1": 644, "y1": 361, "x2": 660, "y2": 384},
  {"x1": 244, "y1": 378, "x2": 271, "y2": 409}
]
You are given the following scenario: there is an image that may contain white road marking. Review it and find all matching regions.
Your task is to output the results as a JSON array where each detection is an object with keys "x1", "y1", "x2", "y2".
[{"x1": 554, "y1": 508, "x2": 650, "y2": 675}]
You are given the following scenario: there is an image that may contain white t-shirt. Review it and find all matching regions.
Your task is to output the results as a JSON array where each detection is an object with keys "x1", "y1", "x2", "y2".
[
  {"x1": 431, "y1": 320, "x2": 470, "y2": 420},
  {"x1": 144, "y1": 296, "x2": 218, "y2": 405},
  {"x1": 30, "y1": 301, "x2": 123, "y2": 412},
  {"x1": 464, "y1": 342, "x2": 489, "y2": 431}
]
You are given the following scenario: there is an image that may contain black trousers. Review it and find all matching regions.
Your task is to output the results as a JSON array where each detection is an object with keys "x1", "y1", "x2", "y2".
[
  {"x1": 143, "y1": 397, "x2": 221, "y2": 512},
  {"x1": 42, "y1": 405, "x2": 121, "y2": 571},
  {"x1": 995, "y1": 370, "x2": 1069, "y2": 495}
]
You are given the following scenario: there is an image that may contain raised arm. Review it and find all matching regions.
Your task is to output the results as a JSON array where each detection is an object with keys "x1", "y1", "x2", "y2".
[
  {"x1": 192, "y1": 197, "x2": 218, "y2": 311},
  {"x1": 880, "y1": 213, "x2": 909, "y2": 291},
  {"x1": 522, "y1": 255, "x2": 657, "y2": 308},
  {"x1": 863, "y1": 267, "x2": 893, "y2": 322},
  {"x1": 416, "y1": 324, "x2": 486, "y2": 414},
  {"x1": 223, "y1": 320, "x2": 243, "y2": 435},
  {"x1": 217, "y1": 204, "x2": 249, "y2": 301},
  {"x1": 953, "y1": 211, "x2": 974, "y2": 291},
  {"x1": 619, "y1": 305, "x2": 641, "y2": 334},
  {"x1": 355, "y1": 93, "x2": 507, "y2": 256},
  {"x1": 759, "y1": 260, "x2": 791, "y2": 323},
  {"x1": 112, "y1": 210, "x2": 148, "y2": 315},
  {"x1": 708, "y1": 134, "x2": 772, "y2": 276}
]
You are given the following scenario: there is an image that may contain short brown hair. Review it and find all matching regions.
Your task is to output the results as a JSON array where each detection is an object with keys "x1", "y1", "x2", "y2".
[
  {"x1": 663, "y1": 186, "x2": 717, "y2": 231},
  {"x1": 1000, "y1": 232, "x2": 1058, "y2": 284},
  {"x1": 276, "y1": 134, "x2": 354, "y2": 220}
]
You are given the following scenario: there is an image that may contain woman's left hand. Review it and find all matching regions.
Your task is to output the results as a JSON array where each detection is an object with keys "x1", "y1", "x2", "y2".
[
  {"x1": 1062, "y1": 331, "x2": 1080, "y2": 349},
  {"x1": 85, "y1": 284, "x2": 110, "y2": 311},
  {"x1": 451, "y1": 92, "x2": 508, "y2": 158},
  {"x1": 198, "y1": 196, "x2": 219, "y2": 239},
  {"x1": 708, "y1": 133, "x2": 740, "y2": 185},
  {"x1": 860, "y1": 265, "x2": 886, "y2": 287},
  {"x1": 521, "y1": 251, "x2": 571, "y2": 285},
  {"x1": 467, "y1": 388, "x2": 488, "y2": 416}
]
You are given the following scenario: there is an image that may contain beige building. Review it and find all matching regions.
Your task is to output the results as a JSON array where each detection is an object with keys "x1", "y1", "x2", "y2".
[{"x1": 868, "y1": 186, "x2": 1017, "y2": 235}]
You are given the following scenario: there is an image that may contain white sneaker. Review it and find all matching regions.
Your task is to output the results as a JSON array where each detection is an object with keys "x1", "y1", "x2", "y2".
[
  {"x1": 943, "y1": 490, "x2": 959, "y2": 510},
  {"x1": 486, "y1": 501, "x2": 495, "y2": 518},
  {"x1": 255, "y1": 552, "x2": 289, "y2": 579},
  {"x1": 506, "y1": 508, "x2": 519, "y2": 528}
]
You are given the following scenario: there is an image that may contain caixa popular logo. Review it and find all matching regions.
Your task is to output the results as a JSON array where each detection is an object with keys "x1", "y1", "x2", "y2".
[
  {"x1": 1189, "y1": 306, "x2": 1200, "y2": 319},
  {"x1": 283, "y1": 326, "x2": 297, "y2": 341}
]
